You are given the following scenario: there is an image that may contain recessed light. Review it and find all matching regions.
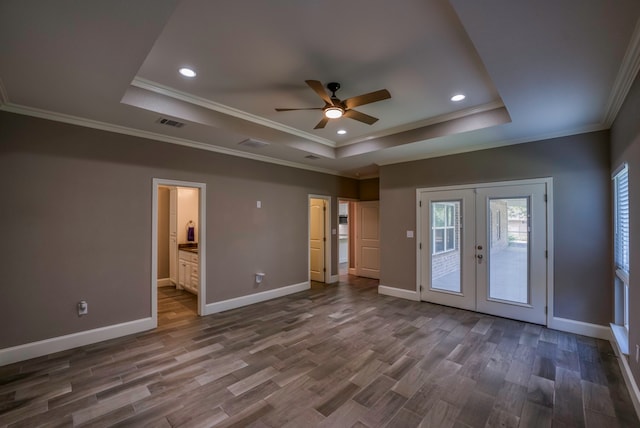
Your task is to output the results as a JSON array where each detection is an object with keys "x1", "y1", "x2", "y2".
[
  {"x1": 451, "y1": 94, "x2": 466, "y2": 102},
  {"x1": 337, "y1": 129, "x2": 347, "y2": 135},
  {"x1": 179, "y1": 67, "x2": 196, "y2": 78}
]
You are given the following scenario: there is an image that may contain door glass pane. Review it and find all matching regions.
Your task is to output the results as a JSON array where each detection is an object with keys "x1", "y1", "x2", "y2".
[
  {"x1": 431, "y1": 201, "x2": 461, "y2": 292},
  {"x1": 488, "y1": 198, "x2": 528, "y2": 303}
]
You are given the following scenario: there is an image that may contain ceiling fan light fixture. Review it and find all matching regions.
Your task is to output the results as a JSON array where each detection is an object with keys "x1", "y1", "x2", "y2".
[{"x1": 324, "y1": 106, "x2": 344, "y2": 119}]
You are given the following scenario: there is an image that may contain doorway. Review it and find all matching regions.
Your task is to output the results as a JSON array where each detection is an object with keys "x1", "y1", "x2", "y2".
[
  {"x1": 309, "y1": 195, "x2": 331, "y2": 283},
  {"x1": 338, "y1": 200, "x2": 350, "y2": 276},
  {"x1": 152, "y1": 179, "x2": 206, "y2": 327},
  {"x1": 418, "y1": 179, "x2": 550, "y2": 325}
]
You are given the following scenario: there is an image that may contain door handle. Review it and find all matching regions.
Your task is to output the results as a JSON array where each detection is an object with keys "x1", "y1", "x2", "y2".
[{"x1": 477, "y1": 254, "x2": 483, "y2": 261}]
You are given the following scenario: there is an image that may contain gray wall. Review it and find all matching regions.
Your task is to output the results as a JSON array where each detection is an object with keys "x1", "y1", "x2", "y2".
[
  {"x1": 611, "y1": 71, "x2": 640, "y2": 383},
  {"x1": 157, "y1": 186, "x2": 170, "y2": 279},
  {"x1": 359, "y1": 178, "x2": 380, "y2": 201},
  {"x1": 380, "y1": 131, "x2": 612, "y2": 325},
  {"x1": 0, "y1": 112, "x2": 358, "y2": 348}
]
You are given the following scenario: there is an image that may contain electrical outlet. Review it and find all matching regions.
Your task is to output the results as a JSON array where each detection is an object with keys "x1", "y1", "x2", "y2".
[
  {"x1": 636, "y1": 344, "x2": 639, "y2": 363},
  {"x1": 78, "y1": 300, "x2": 88, "y2": 316}
]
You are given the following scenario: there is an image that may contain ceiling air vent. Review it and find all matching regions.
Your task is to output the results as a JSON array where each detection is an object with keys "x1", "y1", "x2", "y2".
[
  {"x1": 238, "y1": 138, "x2": 269, "y2": 149},
  {"x1": 157, "y1": 118, "x2": 185, "y2": 128},
  {"x1": 305, "y1": 155, "x2": 321, "y2": 160}
]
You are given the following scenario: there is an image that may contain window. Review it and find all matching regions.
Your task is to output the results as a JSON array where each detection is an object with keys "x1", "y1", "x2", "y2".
[
  {"x1": 614, "y1": 164, "x2": 629, "y2": 331},
  {"x1": 432, "y1": 202, "x2": 456, "y2": 254}
]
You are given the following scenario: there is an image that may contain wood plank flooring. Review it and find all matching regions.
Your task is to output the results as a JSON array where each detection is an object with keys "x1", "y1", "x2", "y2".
[{"x1": 1, "y1": 276, "x2": 638, "y2": 427}]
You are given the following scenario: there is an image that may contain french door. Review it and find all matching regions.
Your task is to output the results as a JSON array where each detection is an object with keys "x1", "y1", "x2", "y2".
[{"x1": 419, "y1": 181, "x2": 548, "y2": 324}]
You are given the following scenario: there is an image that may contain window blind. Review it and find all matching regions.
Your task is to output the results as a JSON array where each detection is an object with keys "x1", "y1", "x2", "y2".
[{"x1": 614, "y1": 165, "x2": 629, "y2": 273}]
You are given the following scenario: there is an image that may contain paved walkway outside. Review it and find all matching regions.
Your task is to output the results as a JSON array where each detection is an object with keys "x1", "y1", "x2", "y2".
[{"x1": 432, "y1": 245, "x2": 528, "y2": 304}]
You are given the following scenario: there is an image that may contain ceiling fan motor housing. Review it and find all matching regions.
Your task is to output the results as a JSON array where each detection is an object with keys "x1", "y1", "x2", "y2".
[{"x1": 327, "y1": 82, "x2": 341, "y2": 97}]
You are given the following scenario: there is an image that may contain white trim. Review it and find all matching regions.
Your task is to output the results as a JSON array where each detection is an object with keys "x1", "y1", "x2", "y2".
[
  {"x1": 0, "y1": 318, "x2": 154, "y2": 367},
  {"x1": 0, "y1": 103, "x2": 345, "y2": 177},
  {"x1": 204, "y1": 282, "x2": 310, "y2": 315},
  {"x1": 308, "y1": 194, "x2": 332, "y2": 284},
  {"x1": 547, "y1": 317, "x2": 611, "y2": 340},
  {"x1": 603, "y1": 18, "x2": 640, "y2": 127},
  {"x1": 131, "y1": 77, "x2": 336, "y2": 148},
  {"x1": 157, "y1": 278, "x2": 173, "y2": 287},
  {"x1": 546, "y1": 180, "x2": 555, "y2": 327},
  {"x1": 378, "y1": 285, "x2": 421, "y2": 301},
  {"x1": 348, "y1": 268, "x2": 357, "y2": 275},
  {"x1": 328, "y1": 274, "x2": 339, "y2": 284},
  {"x1": 610, "y1": 328, "x2": 640, "y2": 419},
  {"x1": 611, "y1": 323, "x2": 630, "y2": 356},
  {"x1": 152, "y1": 179, "x2": 207, "y2": 322},
  {"x1": 612, "y1": 162, "x2": 629, "y2": 180}
]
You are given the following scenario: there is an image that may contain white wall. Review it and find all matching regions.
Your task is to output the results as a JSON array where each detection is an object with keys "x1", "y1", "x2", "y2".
[{"x1": 177, "y1": 187, "x2": 199, "y2": 244}]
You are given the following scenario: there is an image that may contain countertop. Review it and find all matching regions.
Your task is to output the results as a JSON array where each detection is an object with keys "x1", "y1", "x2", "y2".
[{"x1": 178, "y1": 244, "x2": 198, "y2": 254}]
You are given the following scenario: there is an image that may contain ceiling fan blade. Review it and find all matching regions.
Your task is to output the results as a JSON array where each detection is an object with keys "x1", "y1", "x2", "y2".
[
  {"x1": 275, "y1": 107, "x2": 323, "y2": 111},
  {"x1": 314, "y1": 117, "x2": 329, "y2": 129},
  {"x1": 344, "y1": 109, "x2": 379, "y2": 125},
  {"x1": 305, "y1": 80, "x2": 334, "y2": 105},
  {"x1": 343, "y1": 89, "x2": 391, "y2": 109}
]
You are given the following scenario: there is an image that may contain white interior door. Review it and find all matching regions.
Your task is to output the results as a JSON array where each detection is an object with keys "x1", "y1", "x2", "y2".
[
  {"x1": 419, "y1": 181, "x2": 548, "y2": 324},
  {"x1": 310, "y1": 198, "x2": 326, "y2": 282},
  {"x1": 356, "y1": 201, "x2": 380, "y2": 279}
]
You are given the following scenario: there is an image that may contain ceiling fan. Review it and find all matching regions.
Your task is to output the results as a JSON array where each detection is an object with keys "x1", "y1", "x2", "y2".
[{"x1": 275, "y1": 80, "x2": 391, "y2": 129}]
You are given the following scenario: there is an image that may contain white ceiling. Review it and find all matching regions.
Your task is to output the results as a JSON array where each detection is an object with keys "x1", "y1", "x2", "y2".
[{"x1": 1, "y1": 0, "x2": 639, "y2": 178}]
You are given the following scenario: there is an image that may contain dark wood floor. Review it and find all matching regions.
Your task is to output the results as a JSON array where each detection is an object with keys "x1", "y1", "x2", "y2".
[{"x1": 1, "y1": 276, "x2": 638, "y2": 427}]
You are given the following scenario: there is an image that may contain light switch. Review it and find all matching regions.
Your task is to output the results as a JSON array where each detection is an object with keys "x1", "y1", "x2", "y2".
[
  {"x1": 257, "y1": 201, "x2": 261, "y2": 208},
  {"x1": 406, "y1": 230, "x2": 414, "y2": 238}
]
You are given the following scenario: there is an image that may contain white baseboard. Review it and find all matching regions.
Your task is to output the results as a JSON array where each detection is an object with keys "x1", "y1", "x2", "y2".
[
  {"x1": 157, "y1": 278, "x2": 173, "y2": 287},
  {"x1": 204, "y1": 282, "x2": 310, "y2": 315},
  {"x1": 610, "y1": 327, "x2": 640, "y2": 420},
  {"x1": 348, "y1": 268, "x2": 357, "y2": 275},
  {"x1": 328, "y1": 275, "x2": 339, "y2": 284},
  {"x1": 378, "y1": 285, "x2": 420, "y2": 301},
  {"x1": 547, "y1": 317, "x2": 611, "y2": 340},
  {"x1": 0, "y1": 317, "x2": 155, "y2": 367}
]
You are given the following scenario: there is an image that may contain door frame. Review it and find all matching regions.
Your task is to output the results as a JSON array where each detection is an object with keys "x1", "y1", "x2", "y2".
[
  {"x1": 308, "y1": 194, "x2": 332, "y2": 284},
  {"x1": 415, "y1": 178, "x2": 554, "y2": 326},
  {"x1": 152, "y1": 178, "x2": 207, "y2": 327}
]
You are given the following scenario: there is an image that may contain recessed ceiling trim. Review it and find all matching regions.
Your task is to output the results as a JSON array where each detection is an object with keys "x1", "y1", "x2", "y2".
[
  {"x1": 0, "y1": 102, "x2": 348, "y2": 177},
  {"x1": 337, "y1": 100, "x2": 506, "y2": 148},
  {"x1": 603, "y1": 17, "x2": 640, "y2": 127},
  {"x1": 376, "y1": 122, "x2": 608, "y2": 167},
  {"x1": 131, "y1": 77, "x2": 337, "y2": 148}
]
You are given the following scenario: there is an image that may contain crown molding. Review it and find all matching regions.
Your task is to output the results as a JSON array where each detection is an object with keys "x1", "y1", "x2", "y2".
[
  {"x1": 131, "y1": 77, "x2": 337, "y2": 148},
  {"x1": 338, "y1": 100, "x2": 506, "y2": 148},
  {"x1": 0, "y1": 102, "x2": 348, "y2": 177},
  {"x1": 603, "y1": 17, "x2": 640, "y2": 127},
  {"x1": 376, "y1": 122, "x2": 608, "y2": 167}
]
